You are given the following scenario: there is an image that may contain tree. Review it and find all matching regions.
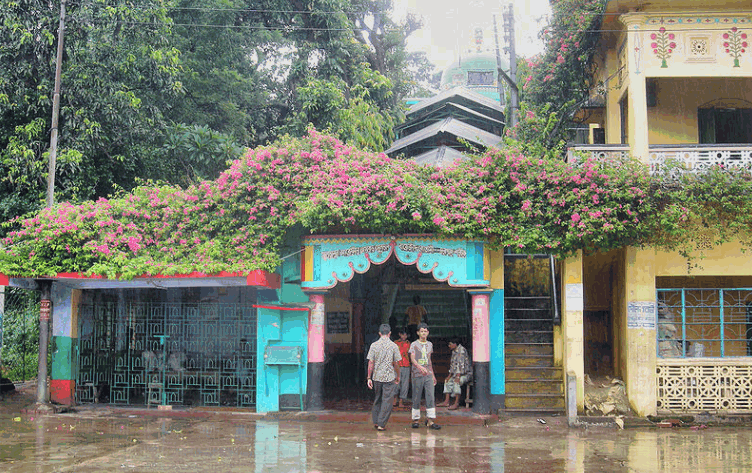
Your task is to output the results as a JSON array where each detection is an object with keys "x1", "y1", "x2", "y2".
[
  {"x1": 0, "y1": 0, "x2": 430, "y2": 226},
  {"x1": 164, "y1": 0, "x2": 290, "y2": 146},
  {"x1": 347, "y1": 0, "x2": 423, "y2": 100},
  {"x1": 288, "y1": 63, "x2": 398, "y2": 151},
  {"x1": 516, "y1": 0, "x2": 607, "y2": 151},
  {"x1": 0, "y1": 0, "x2": 182, "y2": 221}
]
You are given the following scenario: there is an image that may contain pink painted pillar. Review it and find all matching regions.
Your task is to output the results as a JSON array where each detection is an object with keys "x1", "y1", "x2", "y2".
[
  {"x1": 469, "y1": 290, "x2": 491, "y2": 413},
  {"x1": 306, "y1": 292, "x2": 326, "y2": 410}
]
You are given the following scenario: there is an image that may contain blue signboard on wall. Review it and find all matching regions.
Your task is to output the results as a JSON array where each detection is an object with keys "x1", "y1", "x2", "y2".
[{"x1": 301, "y1": 235, "x2": 490, "y2": 290}]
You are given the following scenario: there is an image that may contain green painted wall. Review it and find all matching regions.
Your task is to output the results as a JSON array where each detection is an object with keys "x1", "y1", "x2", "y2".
[{"x1": 51, "y1": 335, "x2": 77, "y2": 381}]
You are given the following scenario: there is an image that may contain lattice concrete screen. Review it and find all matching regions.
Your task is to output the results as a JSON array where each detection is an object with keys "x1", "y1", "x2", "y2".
[{"x1": 657, "y1": 359, "x2": 752, "y2": 413}]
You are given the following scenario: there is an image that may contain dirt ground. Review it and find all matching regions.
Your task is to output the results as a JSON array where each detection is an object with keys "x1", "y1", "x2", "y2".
[{"x1": 0, "y1": 381, "x2": 37, "y2": 414}]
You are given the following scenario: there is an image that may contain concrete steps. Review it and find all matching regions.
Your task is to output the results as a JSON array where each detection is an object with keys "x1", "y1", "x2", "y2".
[{"x1": 504, "y1": 295, "x2": 565, "y2": 413}]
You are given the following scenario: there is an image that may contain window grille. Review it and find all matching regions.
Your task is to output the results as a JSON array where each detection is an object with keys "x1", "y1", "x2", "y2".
[{"x1": 657, "y1": 288, "x2": 752, "y2": 358}]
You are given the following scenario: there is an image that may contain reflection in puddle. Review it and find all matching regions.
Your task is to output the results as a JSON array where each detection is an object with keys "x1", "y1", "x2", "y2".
[{"x1": 3, "y1": 414, "x2": 752, "y2": 472}]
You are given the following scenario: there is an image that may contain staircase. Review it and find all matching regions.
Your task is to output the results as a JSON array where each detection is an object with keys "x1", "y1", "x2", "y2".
[
  {"x1": 390, "y1": 288, "x2": 469, "y2": 339},
  {"x1": 503, "y1": 260, "x2": 565, "y2": 413}
]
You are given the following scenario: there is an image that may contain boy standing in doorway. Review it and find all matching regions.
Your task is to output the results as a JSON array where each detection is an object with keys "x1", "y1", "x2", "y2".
[
  {"x1": 409, "y1": 323, "x2": 441, "y2": 430},
  {"x1": 394, "y1": 328, "x2": 411, "y2": 408}
]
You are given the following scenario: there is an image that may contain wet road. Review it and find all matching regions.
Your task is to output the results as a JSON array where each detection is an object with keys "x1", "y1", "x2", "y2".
[{"x1": 1, "y1": 412, "x2": 751, "y2": 472}]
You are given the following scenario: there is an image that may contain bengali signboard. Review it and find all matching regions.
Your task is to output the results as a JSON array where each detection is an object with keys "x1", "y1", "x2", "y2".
[
  {"x1": 326, "y1": 311, "x2": 350, "y2": 334},
  {"x1": 627, "y1": 301, "x2": 656, "y2": 329},
  {"x1": 302, "y1": 235, "x2": 488, "y2": 289}
]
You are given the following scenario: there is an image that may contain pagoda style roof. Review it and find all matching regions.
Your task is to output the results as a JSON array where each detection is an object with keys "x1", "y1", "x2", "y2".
[
  {"x1": 411, "y1": 146, "x2": 471, "y2": 167},
  {"x1": 395, "y1": 101, "x2": 505, "y2": 138},
  {"x1": 385, "y1": 117, "x2": 503, "y2": 158},
  {"x1": 408, "y1": 87, "x2": 505, "y2": 122}
]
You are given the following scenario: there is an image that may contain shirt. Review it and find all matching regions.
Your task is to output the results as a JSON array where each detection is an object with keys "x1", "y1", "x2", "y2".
[
  {"x1": 395, "y1": 339, "x2": 411, "y2": 368},
  {"x1": 405, "y1": 305, "x2": 427, "y2": 325},
  {"x1": 366, "y1": 337, "x2": 401, "y2": 382},
  {"x1": 408, "y1": 340, "x2": 433, "y2": 378},
  {"x1": 449, "y1": 344, "x2": 472, "y2": 378}
]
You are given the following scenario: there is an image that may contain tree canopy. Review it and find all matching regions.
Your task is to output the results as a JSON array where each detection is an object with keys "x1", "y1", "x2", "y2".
[{"x1": 0, "y1": 0, "x2": 432, "y2": 222}]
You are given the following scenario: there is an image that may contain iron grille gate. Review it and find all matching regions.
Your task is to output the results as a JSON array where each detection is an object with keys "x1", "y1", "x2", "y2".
[{"x1": 76, "y1": 302, "x2": 258, "y2": 407}]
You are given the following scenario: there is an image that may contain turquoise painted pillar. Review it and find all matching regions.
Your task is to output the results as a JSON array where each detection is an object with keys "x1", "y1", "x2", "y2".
[{"x1": 489, "y1": 288, "x2": 505, "y2": 411}]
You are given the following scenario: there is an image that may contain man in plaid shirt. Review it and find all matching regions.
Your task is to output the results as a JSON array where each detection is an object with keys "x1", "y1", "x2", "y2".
[
  {"x1": 366, "y1": 324, "x2": 402, "y2": 431},
  {"x1": 437, "y1": 337, "x2": 472, "y2": 410}
]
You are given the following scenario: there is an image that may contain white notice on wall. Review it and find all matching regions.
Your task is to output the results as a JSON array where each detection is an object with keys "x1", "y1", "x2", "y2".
[
  {"x1": 565, "y1": 283, "x2": 584, "y2": 312},
  {"x1": 627, "y1": 301, "x2": 656, "y2": 329},
  {"x1": 311, "y1": 304, "x2": 326, "y2": 326}
]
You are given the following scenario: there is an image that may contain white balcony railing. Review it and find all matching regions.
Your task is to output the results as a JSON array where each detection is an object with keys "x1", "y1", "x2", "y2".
[
  {"x1": 649, "y1": 145, "x2": 752, "y2": 174},
  {"x1": 568, "y1": 144, "x2": 752, "y2": 175},
  {"x1": 566, "y1": 144, "x2": 630, "y2": 162}
]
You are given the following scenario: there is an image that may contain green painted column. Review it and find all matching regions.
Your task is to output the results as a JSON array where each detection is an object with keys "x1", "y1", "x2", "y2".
[{"x1": 50, "y1": 284, "x2": 79, "y2": 405}]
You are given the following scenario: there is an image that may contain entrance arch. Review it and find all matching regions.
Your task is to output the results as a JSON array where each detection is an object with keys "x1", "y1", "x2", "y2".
[
  {"x1": 301, "y1": 234, "x2": 490, "y2": 290},
  {"x1": 300, "y1": 234, "x2": 494, "y2": 413}
]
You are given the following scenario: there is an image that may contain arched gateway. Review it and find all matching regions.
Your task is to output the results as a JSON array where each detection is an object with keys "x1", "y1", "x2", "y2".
[{"x1": 287, "y1": 234, "x2": 502, "y2": 414}]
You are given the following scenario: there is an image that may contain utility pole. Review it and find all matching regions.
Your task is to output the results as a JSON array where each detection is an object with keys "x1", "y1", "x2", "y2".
[
  {"x1": 501, "y1": 3, "x2": 519, "y2": 128},
  {"x1": 47, "y1": 0, "x2": 66, "y2": 208},
  {"x1": 492, "y1": 15, "x2": 506, "y2": 108},
  {"x1": 37, "y1": 0, "x2": 66, "y2": 408}
]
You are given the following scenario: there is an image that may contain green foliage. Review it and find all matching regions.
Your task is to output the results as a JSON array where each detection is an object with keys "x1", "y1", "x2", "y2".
[
  {"x1": 0, "y1": 0, "x2": 423, "y2": 223},
  {"x1": 646, "y1": 163, "x2": 752, "y2": 257},
  {"x1": 288, "y1": 64, "x2": 398, "y2": 151},
  {"x1": 150, "y1": 124, "x2": 245, "y2": 188},
  {"x1": 165, "y1": 0, "x2": 287, "y2": 146},
  {"x1": 0, "y1": 289, "x2": 40, "y2": 382},
  {"x1": 0, "y1": 0, "x2": 181, "y2": 219},
  {"x1": 503, "y1": 103, "x2": 567, "y2": 160},
  {"x1": 6, "y1": 130, "x2": 752, "y2": 281},
  {"x1": 517, "y1": 0, "x2": 607, "y2": 150}
]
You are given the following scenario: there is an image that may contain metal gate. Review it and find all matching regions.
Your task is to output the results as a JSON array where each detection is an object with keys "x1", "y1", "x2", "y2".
[
  {"x1": 76, "y1": 302, "x2": 258, "y2": 407},
  {"x1": 0, "y1": 287, "x2": 41, "y2": 382}
]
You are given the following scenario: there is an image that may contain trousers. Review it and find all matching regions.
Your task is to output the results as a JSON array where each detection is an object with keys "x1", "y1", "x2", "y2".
[
  {"x1": 411, "y1": 374, "x2": 436, "y2": 420},
  {"x1": 372, "y1": 380, "x2": 398, "y2": 428}
]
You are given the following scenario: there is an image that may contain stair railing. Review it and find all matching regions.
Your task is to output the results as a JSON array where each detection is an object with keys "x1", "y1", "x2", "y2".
[{"x1": 550, "y1": 255, "x2": 561, "y2": 326}]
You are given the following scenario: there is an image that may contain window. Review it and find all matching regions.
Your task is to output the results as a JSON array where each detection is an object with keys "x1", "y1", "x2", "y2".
[
  {"x1": 657, "y1": 288, "x2": 752, "y2": 358},
  {"x1": 619, "y1": 97, "x2": 628, "y2": 145},
  {"x1": 698, "y1": 105, "x2": 752, "y2": 144},
  {"x1": 467, "y1": 71, "x2": 494, "y2": 86}
]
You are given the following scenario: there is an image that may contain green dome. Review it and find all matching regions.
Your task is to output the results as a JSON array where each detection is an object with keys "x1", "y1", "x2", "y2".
[{"x1": 440, "y1": 53, "x2": 509, "y2": 103}]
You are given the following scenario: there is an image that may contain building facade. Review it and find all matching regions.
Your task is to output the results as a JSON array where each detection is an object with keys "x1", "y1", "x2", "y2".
[{"x1": 568, "y1": 0, "x2": 752, "y2": 416}]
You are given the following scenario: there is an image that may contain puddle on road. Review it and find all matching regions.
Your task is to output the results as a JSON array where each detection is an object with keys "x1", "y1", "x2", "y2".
[{"x1": 2, "y1": 414, "x2": 752, "y2": 472}]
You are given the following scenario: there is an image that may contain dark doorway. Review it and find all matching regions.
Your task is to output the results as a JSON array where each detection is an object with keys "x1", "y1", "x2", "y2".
[{"x1": 322, "y1": 257, "x2": 472, "y2": 409}]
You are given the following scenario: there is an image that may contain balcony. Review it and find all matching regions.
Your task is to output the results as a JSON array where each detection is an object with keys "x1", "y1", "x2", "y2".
[{"x1": 567, "y1": 144, "x2": 752, "y2": 175}]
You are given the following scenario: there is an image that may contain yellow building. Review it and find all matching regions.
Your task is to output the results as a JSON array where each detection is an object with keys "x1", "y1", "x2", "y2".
[{"x1": 568, "y1": 0, "x2": 752, "y2": 416}]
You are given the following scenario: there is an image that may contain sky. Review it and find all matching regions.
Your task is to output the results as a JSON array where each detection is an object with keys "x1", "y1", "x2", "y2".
[{"x1": 393, "y1": 0, "x2": 552, "y2": 70}]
